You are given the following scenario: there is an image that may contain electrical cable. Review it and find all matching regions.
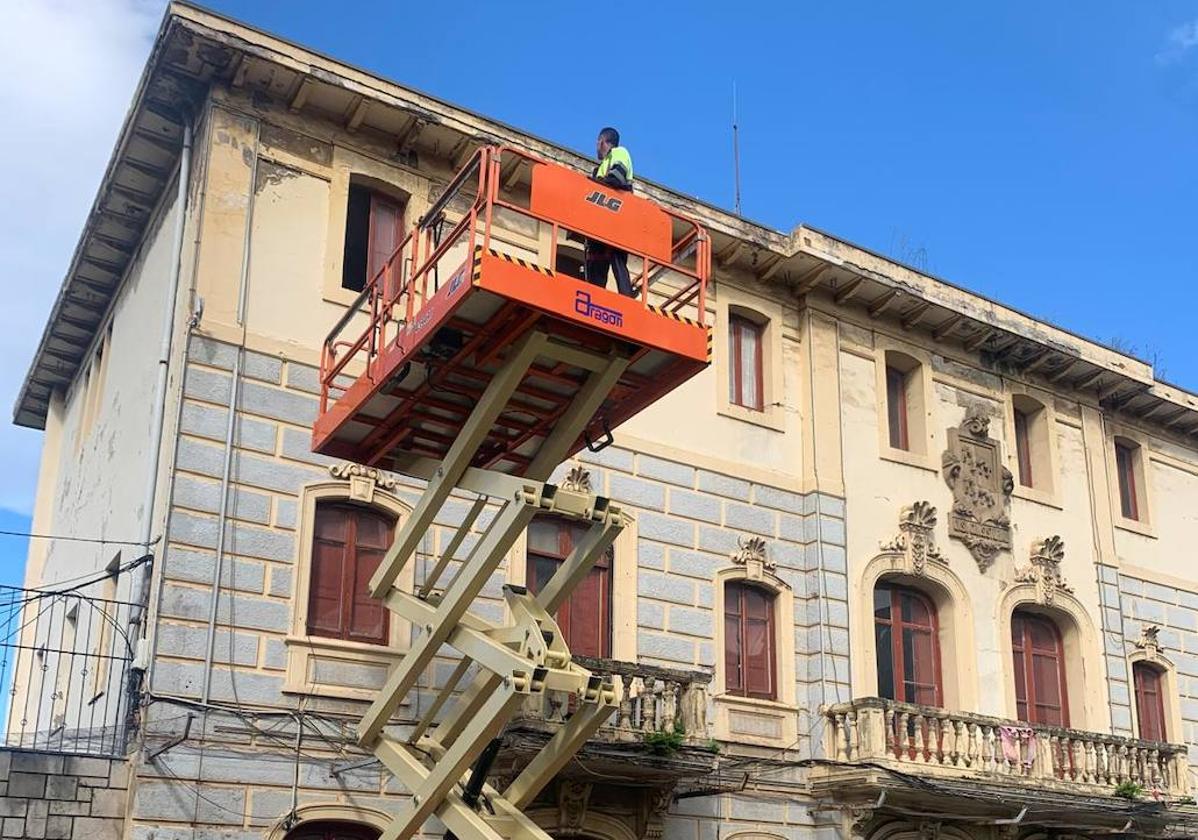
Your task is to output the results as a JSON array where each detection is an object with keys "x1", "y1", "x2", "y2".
[{"x1": 0, "y1": 529, "x2": 160, "y2": 546}]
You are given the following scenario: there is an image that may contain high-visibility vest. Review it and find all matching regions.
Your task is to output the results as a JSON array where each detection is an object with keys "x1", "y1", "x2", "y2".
[{"x1": 596, "y1": 146, "x2": 634, "y2": 183}]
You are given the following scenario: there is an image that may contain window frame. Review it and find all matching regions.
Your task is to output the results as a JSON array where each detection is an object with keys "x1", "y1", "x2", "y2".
[
  {"x1": 1115, "y1": 439, "x2": 1140, "y2": 522},
  {"x1": 1011, "y1": 610, "x2": 1070, "y2": 727},
  {"x1": 873, "y1": 582, "x2": 943, "y2": 707},
  {"x1": 524, "y1": 515, "x2": 613, "y2": 659},
  {"x1": 723, "y1": 580, "x2": 777, "y2": 701},
  {"x1": 1132, "y1": 662, "x2": 1167, "y2": 742},
  {"x1": 1013, "y1": 406, "x2": 1033, "y2": 487},
  {"x1": 284, "y1": 481, "x2": 414, "y2": 702},
  {"x1": 728, "y1": 313, "x2": 765, "y2": 413},
  {"x1": 875, "y1": 345, "x2": 935, "y2": 470},
  {"x1": 306, "y1": 501, "x2": 395, "y2": 646},
  {"x1": 715, "y1": 296, "x2": 785, "y2": 432},
  {"x1": 885, "y1": 364, "x2": 910, "y2": 451}
]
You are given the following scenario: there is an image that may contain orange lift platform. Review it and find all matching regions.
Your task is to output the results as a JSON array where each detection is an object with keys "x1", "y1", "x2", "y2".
[{"x1": 311, "y1": 146, "x2": 710, "y2": 840}]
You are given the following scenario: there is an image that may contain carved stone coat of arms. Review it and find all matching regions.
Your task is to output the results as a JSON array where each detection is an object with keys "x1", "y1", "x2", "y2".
[{"x1": 941, "y1": 407, "x2": 1013, "y2": 571}]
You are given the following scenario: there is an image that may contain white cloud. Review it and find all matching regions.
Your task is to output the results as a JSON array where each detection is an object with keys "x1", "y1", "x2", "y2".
[
  {"x1": 0, "y1": 0, "x2": 161, "y2": 513},
  {"x1": 1156, "y1": 19, "x2": 1198, "y2": 64}
]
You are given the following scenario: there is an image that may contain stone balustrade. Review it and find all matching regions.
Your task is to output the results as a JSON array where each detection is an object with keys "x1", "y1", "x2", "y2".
[
  {"x1": 825, "y1": 697, "x2": 1190, "y2": 797},
  {"x1": 521, "y1": 656, "x2": 711, "y2": 741}
]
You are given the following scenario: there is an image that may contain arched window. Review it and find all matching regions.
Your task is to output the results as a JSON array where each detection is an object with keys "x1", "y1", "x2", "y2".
[
  {"x1": 724, "y1": 581, "x2": 776, "y2": 700},
  {"x1": 307, "y1": 502, "x2": 395, "y2": 645},
  {"x1": 287, "y1": 821, "x2": 380, "y2": 840},
  {"x1": 1011, "y1": 610, "x2": 1069, "y2": 726},
  {"x1": 873, "y1": 582, "x2": 941, "y2": 706},
  {"x1": 525, "y1": 516, "x2": 612, "y2": 658},
  {"x1": 1133, "y1": 662, "x2": 1167, "y2": 742}
]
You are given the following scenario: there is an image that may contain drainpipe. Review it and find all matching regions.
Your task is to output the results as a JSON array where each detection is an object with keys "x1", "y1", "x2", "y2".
[{"x1": 129, "y1": 120, "x2": 192, "y2": 640}]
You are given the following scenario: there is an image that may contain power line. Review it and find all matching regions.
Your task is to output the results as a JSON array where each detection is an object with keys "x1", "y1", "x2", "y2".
[{"x1": 0, "y1": 529, "x2": 160, "y2": 547}]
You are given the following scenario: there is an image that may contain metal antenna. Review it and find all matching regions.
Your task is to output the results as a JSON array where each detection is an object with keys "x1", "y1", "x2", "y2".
[{"x1": 732, "y1": 81, "x2": 742, "y2": 216}]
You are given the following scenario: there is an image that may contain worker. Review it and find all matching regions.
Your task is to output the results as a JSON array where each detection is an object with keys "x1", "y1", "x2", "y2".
[{"x1": 585, "y1": 127, "x2": 635, "y2": 297}]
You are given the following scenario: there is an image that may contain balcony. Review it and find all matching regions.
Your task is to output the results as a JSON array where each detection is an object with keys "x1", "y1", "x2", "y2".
[
  {"x1": 814, "y1": 698, "x2": 1196, "y2": 835},
  {"x1": 494, "y1": 657, "x2": 717, "y2": 784}
]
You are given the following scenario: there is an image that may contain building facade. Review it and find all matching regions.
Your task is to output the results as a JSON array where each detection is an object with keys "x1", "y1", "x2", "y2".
[{"x1": 8, "y1": 5, "x2": 1198, "y2": 840}]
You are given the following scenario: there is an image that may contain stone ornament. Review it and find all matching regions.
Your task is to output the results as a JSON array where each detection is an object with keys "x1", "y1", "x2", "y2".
[
  {"x1": 1014, "y1": 535, "x2": 1072, "y2": 604},
  {"x1": 942, "y1": 405, "x2": 1013, "y2": 571},
  {"x1": 879, "y1": 501, "x2": 945, "y2": 575},
  {"x1": 556, "y1": 780, "x2": 592, "y2": 837},
  {"x1": 329, "y1": 462, "x2": 397, "y2": 504},
  {"x1": 1135, "y1": 624, "x2": 1162, "y2": 656},
  {"x1": 560, "y1": 465, "x2": 592, "y2": 493},
  {"x1": 731, "y1": 535, "x2": 774, "y2": 579}
]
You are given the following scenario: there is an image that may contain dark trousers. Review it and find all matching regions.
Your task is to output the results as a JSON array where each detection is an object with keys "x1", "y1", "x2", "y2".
[{"x1": 584, "y1": 242, "x2": 634, "y2": 297}]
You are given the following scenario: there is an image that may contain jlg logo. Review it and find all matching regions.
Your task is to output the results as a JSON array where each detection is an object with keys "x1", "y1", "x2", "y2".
[{"x1": 584, "y1": 190, "x2": 622, "y2": 212}]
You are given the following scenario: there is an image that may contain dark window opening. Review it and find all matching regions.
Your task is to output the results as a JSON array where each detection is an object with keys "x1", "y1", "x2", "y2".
[{"x1": 342, "y1": 184, "x2": 404, "y2": 293}]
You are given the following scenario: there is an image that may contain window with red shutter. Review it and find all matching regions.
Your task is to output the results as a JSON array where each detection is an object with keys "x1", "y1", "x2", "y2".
[
  {"x1": 886, "y1": 365, "x2": 909, "y2": 451},
  {"x1": 342, "y1": 184, "x2": 404, "y2": 293},
  {"x1": 1133, "y1": 663, "x2": 1167, "y2": 742},
  {"x1": 1011, "y1": 611, "x2": 1069, "y2": 726},
  {"x1": 307, "y1": 503, "x2": 395, "y2": 645},
  {"x1": 728, "y1": 314, "x2": 764, "y2": 411},
  {"x1": 873, "y1": 583, "x2": 942, "y2": 706},
  {"x1": 1115, "y1": 441, "x2": 1140, "y2": 521},
  {"x1": 724, "y1": 581, "x2": 776, "y2": 700},
  {"x1": 1014, "y1": 407, "x2": 1033, "y2": 487},
  {"x1": 525, "y1": 517, "x2": 612, "y2": 658}
]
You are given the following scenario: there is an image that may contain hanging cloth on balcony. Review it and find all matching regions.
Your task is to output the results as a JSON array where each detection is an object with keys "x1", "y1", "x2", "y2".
[{"x1": 999, "y1": 725, "x2": 1037, "y2": 768}]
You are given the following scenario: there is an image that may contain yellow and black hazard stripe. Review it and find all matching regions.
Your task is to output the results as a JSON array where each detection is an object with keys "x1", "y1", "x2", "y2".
[
  {"x1": 487, "y1": 248, "x2": 554, "y2": 277},
  {"x1": 471, "y1": 245, "x2": 484, "y2": 281},
  {"x1": 706, "y1": 328, "x2": 713, "y2": 362},
  {"x1": 646, "y1": 304, "x2": 702, "y2": 329}
]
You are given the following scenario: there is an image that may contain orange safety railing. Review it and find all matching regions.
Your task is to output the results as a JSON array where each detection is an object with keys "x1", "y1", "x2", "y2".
[{"x1": 319, "y1": 146, "x2": 711, "y2": 415}]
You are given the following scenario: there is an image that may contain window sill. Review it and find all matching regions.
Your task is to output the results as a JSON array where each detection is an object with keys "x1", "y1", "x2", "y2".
[
  {"x1": 717, "y1": 402, "x2": 785, "y2": 433},
  {"x1": 1114, "y1": 516, "x2": 1156, "y2": 539},
  {"x1": 879, "y1": 446, "x2": 938, "y2": 473},
  {"x1": 1012, "y1": 484, "x2": 1062, "y2": 510}
]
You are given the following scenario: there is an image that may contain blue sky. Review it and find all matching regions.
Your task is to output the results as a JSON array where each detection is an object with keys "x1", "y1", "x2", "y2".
[
  {"x1": 0, "y1": 1, "x2": 1195, "y2": 521},
  {"x1": 201, "y1": 0, "x2": 1198, "y2": 381}
]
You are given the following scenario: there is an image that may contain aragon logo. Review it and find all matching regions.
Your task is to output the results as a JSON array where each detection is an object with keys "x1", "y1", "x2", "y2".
[{"x1": 584, "y1": 190, "x2": 622, "y2": 212}]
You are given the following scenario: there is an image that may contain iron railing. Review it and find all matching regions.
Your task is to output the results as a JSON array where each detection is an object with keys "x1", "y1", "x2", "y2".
[{"x1": 0, "y1": 580, "x2": 138, "y2": 756}]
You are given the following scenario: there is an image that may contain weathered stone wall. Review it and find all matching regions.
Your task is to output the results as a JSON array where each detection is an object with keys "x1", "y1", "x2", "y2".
[{"x1": 0, "y1": 749, "x2": 128, "y2": 839}]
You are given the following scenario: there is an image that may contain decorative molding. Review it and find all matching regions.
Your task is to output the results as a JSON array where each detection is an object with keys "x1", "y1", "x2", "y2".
[
  {"x1": 561, "y1": 465, "x2": 592, "y2": 493},
  {"x1": 1013, "y1": 535, "x2": 1072, "y2": 605},
  {"x1": 557, "y1": 780, "x2": 592, "y2": 838},
  {"x1": 1134, "y1": 624, "x2": 1162, "y2": 657},
  {"x1": 730, "y1": 535, "x2": 773, "y2": 580},
  {"x1": 879, "y1": 501, "x2": 944, "y2": 575},
  {"x1": 942, "y1": 405, "x2": 1013, "y2": 571},
  {"x1": 328, "y1": 462, "x2": 397, "y2": 504}
]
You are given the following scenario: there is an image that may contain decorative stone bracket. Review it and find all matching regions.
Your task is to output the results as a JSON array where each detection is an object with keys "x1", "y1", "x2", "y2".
[
  {"x1": 1134, "y1": 624, "x2": 1163, "y2": 657},
  {"x1": 329, "y1": 462, "x2": 397, "y2": 504},
  {"x1": 1013, "y1": 535, "x2": 1072, "y2": 605},
  {"x1": 879, "y1": 501, "x2": 945, "y2": 576},
  {"x1": 730, "y1": 535, "x2": 774, "y2": 579}
]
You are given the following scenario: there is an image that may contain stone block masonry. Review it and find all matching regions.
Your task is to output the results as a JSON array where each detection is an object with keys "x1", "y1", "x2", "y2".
[{"x1": 0, "y1": 749, "x2": 129, "y2": 839}]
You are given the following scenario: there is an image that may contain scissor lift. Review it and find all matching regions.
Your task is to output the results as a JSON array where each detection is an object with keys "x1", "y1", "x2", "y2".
[{"x1": 314, "y1": 146, "x2": 711, "y2": 840}]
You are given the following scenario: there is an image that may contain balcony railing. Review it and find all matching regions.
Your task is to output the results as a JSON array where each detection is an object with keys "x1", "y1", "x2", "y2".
[
  {"x1": 519, "y1": 656, "x2": 711, "y2": 742},
  {"x1": 825, "y1": 698, "x2": 1190, "y2": 797}
]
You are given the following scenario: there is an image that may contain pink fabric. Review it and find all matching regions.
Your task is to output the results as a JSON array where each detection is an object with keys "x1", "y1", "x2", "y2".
[{"x1": 999, "y1": 725, "x2": 1037, "y2": 767}]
